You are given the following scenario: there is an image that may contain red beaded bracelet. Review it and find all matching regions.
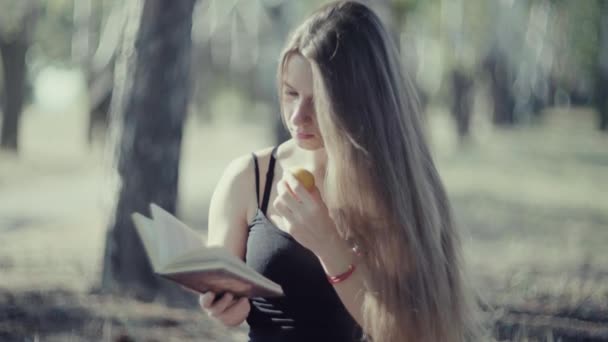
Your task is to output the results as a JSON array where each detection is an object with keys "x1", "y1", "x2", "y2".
[{"x1": 327, "y1": 263, "x2": 357, "y2": 284}]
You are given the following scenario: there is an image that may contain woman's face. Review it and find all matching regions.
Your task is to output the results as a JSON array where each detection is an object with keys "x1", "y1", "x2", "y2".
[{"x1": 281, "y1": 54, "x2": 324, "y2": 150}]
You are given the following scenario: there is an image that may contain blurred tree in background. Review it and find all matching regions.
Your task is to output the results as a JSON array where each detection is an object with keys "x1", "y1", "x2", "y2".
[
  {"x1": 0, "y1": 0, "x2": 607, "y2": 340},
  {"x1": 100, "y1": 0, "x2": 197, "y2": 306},
  {"x1": 83, "y1": 0, "x2": 124, "y2": 144},
  {"x1": 595, "y1": 0, "x2": 608, "y2": 131},
  {"x1": 0, "y1": 0, "x2": 606, "y2": 154},
  {"x1": 0, "y1": 0, "x2": 38, "y2": 152}
]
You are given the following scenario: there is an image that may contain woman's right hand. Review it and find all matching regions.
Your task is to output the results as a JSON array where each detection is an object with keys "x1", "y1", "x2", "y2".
[{"x1": 199, "y1": 292, "x2": 251, "y2": 327}]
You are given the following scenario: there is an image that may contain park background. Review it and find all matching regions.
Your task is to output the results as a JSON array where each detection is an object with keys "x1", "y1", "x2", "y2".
[{"x1": 0, "y1": 0, "x2": 607, "y2": 340}]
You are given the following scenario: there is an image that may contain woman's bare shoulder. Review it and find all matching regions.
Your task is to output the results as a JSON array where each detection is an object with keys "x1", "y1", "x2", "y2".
[
  {"x1": 254, "y1": 140, "x2": 295, "y2": 161},
  {"x1": 251, "y1": 145, "x2": 276, "y2": 162},
  {"x1": 207, "y1": 148, "x2": 273, "y2": 250},
  {"x1": 212, "y1": 145, "x2": 288, "y2": 219},
  {"x1": 218, "y1": 142, "x2": 293, "y2": 191},
  {"x1": 250, "y1": 141, "x2": 294, "y2": 168}
]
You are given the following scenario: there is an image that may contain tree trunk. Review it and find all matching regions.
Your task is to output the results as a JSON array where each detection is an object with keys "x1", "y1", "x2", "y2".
[
  {"x1": 0, "y1": 33, "x2": 28, "y2": 152},
  {"x1": 100, "y1": 0, "x2": 197, "y2": 307},
  {"x1": 485, "y1": 52, "x2": 516, "y2": 126},
  {"x1": 71, "y1": 0, "x2": 93, "y2": 66},
  {"x1": 86, "y1": 0, "x2": 125, "y2": 145},
  {"x1": 597, "y1": 0, "x2": 608, "y2": 131},
  {"x1": 450, "y1": 69, "x2": 474, "y2": 140},
  {"x1": 598, "y1": 73, "x2": 608, "y2": 131},
  {"x1": 262, "y1": 3, "x2": 291, "y2": 145}
]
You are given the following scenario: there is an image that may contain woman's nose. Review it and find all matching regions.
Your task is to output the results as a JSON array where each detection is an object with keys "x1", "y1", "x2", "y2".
[{"x1": 290, "y1": 100, "x2": 312, "y2": 126}]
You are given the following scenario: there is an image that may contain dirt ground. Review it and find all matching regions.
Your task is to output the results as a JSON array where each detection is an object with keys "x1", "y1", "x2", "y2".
[
  {"x1": 0, "y1": 288, "x2": 248, "y2": 341},
  {"x1": 0, "y1": 108, "x2": 266, "y2": 341},
  {"x1": 1, "y1": 104, "x2": 608, "y2": 341}
]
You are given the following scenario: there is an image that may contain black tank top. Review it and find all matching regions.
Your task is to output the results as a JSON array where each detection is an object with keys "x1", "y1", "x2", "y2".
[{"x1": 245, "y1": 147, "x2": 363, "y2": 342}]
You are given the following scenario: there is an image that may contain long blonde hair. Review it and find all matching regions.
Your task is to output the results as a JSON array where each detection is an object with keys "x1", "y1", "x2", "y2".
[{"x1": 277, "y1": 1, "x2": 481, "y2": 341}]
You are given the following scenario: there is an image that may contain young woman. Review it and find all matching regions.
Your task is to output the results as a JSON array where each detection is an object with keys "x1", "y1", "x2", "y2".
[{"x1": 200, "y1": 1, "x2": 480, "y2": 341}]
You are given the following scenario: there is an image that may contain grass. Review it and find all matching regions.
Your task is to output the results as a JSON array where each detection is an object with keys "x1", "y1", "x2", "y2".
[
  {"x1": 427, "y1": 105, "x2": 608, "y2": 340},
  {"x1": 430, "y1": 107, "x2": 608, "y2": 278},
  {"x1": 1, "y1": 102, "x2": 607, "y2": 340}
]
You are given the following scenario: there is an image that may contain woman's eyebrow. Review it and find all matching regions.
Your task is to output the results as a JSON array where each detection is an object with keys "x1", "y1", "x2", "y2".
[{"x1": 283, "y1": 81, "x2": 313, "y2": 101}]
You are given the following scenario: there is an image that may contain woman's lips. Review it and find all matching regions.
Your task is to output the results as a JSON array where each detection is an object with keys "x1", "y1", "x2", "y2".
[{"x1": 296, "y1": 132, "x2": 314, "y2": 139}]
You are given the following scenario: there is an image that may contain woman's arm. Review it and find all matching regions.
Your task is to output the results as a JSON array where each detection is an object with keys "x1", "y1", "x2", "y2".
[
  {"x1": 316, "y1": 233, "x2": 368, "y2": 328},
  {"x1": 206, "y1": 155, "x2": 254, "y2": 258},
  {"x1": 272, "y1": 172, "x2": 369, "y2": 328},
  {"x1": 201, "y1": 155, "x2": 255, "y2": 327}
]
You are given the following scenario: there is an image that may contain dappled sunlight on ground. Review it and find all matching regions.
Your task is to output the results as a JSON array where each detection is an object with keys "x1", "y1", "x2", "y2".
[
  {"x1": 0, "y1": 107, "x2": 272, "y2": 340},
  {"x1": 1, "y1": 103, "x2": 607, "y2": 340}
]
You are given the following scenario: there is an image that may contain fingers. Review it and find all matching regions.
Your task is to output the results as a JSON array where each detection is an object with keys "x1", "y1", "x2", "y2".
[
  {"x1": 279, "y1": 176, "x2": 298, "y2": 199},
  {"x1": 284, "y1": 173, "x2": 325, "y2": 213},
  {"x1": 273, "y1": 184, "x2": 300, "y2": 226},
  {"x1": 199, "y1": 292, "x2": 231, "y2": 313},
  {"x1": 216, "y1": 297, "x2": 251, "y2": 327},
  {"x1": 277, "y1": 181, "x2": 302, "y2": 209},
  {"x1": 284, "y1": 173, "x2": 314, "y2": 206},
  {"x1": 199, "y1": 292, "x2": 250, "y2": 327},
  {"x1": 210, "y1": 292, "x2": 236, "y2": 316},
  {"x1": 199, "y1": 292, "x2": 216, "y2": 309}
]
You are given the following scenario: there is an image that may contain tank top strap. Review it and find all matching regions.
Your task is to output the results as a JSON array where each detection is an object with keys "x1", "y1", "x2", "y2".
[
  {"x1": 260, "y1": 146, "x2": 279, "y2": 214},
  {"x1": 251, "y1": 153, "x2": 260, "y2": 207}
]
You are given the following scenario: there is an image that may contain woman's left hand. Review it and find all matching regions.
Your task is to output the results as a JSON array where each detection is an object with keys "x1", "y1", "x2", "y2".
[{"x1": 272, "y1": 172, "x2": 339, "y2": 256}]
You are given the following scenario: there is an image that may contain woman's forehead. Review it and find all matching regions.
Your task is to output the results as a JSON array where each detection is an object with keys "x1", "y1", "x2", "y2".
[{"x1": 284, "y1": 54, "x2": 313, "y2": 94}]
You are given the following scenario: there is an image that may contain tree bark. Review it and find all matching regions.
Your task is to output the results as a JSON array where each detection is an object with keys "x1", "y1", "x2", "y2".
[
  {"x1": 71, "y1": 0, "x2": 93, "y2": 66},
  {"x1": 450, "y1": 69, "x2": 474, "y2": 140},
  {"x1": 598, "y1": 74, "x2": 608, "y2": 131},
  {"x1": 261, "y1": 3, "x2": 291, "y2": 145},
  {"x1": 485, "y1": 52, "x2": 516, "y2": 126},
  {"x1": 597, "y1": 0, "x2": 608, "y2": 131},
  {"x1": 100, "y1": 0, "x2": 197, "y2": 307},
  {"x1": 0, "y1": 32, "x2": 28, "y2": 152},
  {"x1": 86, "y1": 0, "x2": 125, "y2": 144}
]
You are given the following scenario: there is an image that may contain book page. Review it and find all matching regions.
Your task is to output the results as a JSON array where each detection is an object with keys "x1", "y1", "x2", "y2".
[
  {"x1": 167, "y1": 245, "x2": 236, "y2": 268},
  {"x1": 164, "y1": 248, "x2": 281, "y2": 292},
  {"x1": 131, "y1": 213, "x2": 160, "y2": 271},
  {"x1": 163, "y1": 266, "x2": 283, "y2": 298},
  {"x1": 149, "y1": 203, "x2": 204, "y2": 264},
  {"x1": 135, "y1": 204, "x2": 285, "y2": 298}
]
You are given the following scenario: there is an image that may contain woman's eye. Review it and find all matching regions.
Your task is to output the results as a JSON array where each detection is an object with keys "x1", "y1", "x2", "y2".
[{"x1": 285, "y1": 91, "x2": 298, "y2": 97}]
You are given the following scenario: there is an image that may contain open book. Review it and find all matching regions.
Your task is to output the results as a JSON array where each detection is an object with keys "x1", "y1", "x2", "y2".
[{"x1": 131, "y1": 203, "x2": 284, "y2": 298}]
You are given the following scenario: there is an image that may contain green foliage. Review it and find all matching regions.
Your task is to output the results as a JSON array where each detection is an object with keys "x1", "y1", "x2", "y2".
[
  {"x1": 0, "y1": 0, "x2": 115, "y2": 67},
  {"x1": 0, "y1": 0, "x2": 37, "y2": 39},
  {"x1": 392, "y1": 0, "x2": 426, "y2": 23},
  {"x1": 31, "y1": 0, "x2": 74, "y2": 63},
  {"x1": 551, "y1": 0, "x2": 601, "y2": 81}
]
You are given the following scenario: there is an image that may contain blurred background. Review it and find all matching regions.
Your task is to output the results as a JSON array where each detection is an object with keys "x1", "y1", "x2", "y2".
[{"x1": 0, "y1": 0, "x2": 607, "y2": 341}]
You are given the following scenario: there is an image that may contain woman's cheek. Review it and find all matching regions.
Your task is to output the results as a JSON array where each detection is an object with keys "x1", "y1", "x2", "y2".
[{"x1": 283, "y1": 105, "x2": 295, "y2": 124}]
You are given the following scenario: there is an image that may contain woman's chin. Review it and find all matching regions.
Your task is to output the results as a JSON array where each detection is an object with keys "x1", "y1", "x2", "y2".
[{"x1": 293, "y1": 137, "x2": 324, "y2": 150}]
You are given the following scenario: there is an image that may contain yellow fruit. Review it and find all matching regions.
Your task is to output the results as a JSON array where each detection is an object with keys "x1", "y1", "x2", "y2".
[{"x1": 290, "y1": 168, "x2": 315, "y2": 191}]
